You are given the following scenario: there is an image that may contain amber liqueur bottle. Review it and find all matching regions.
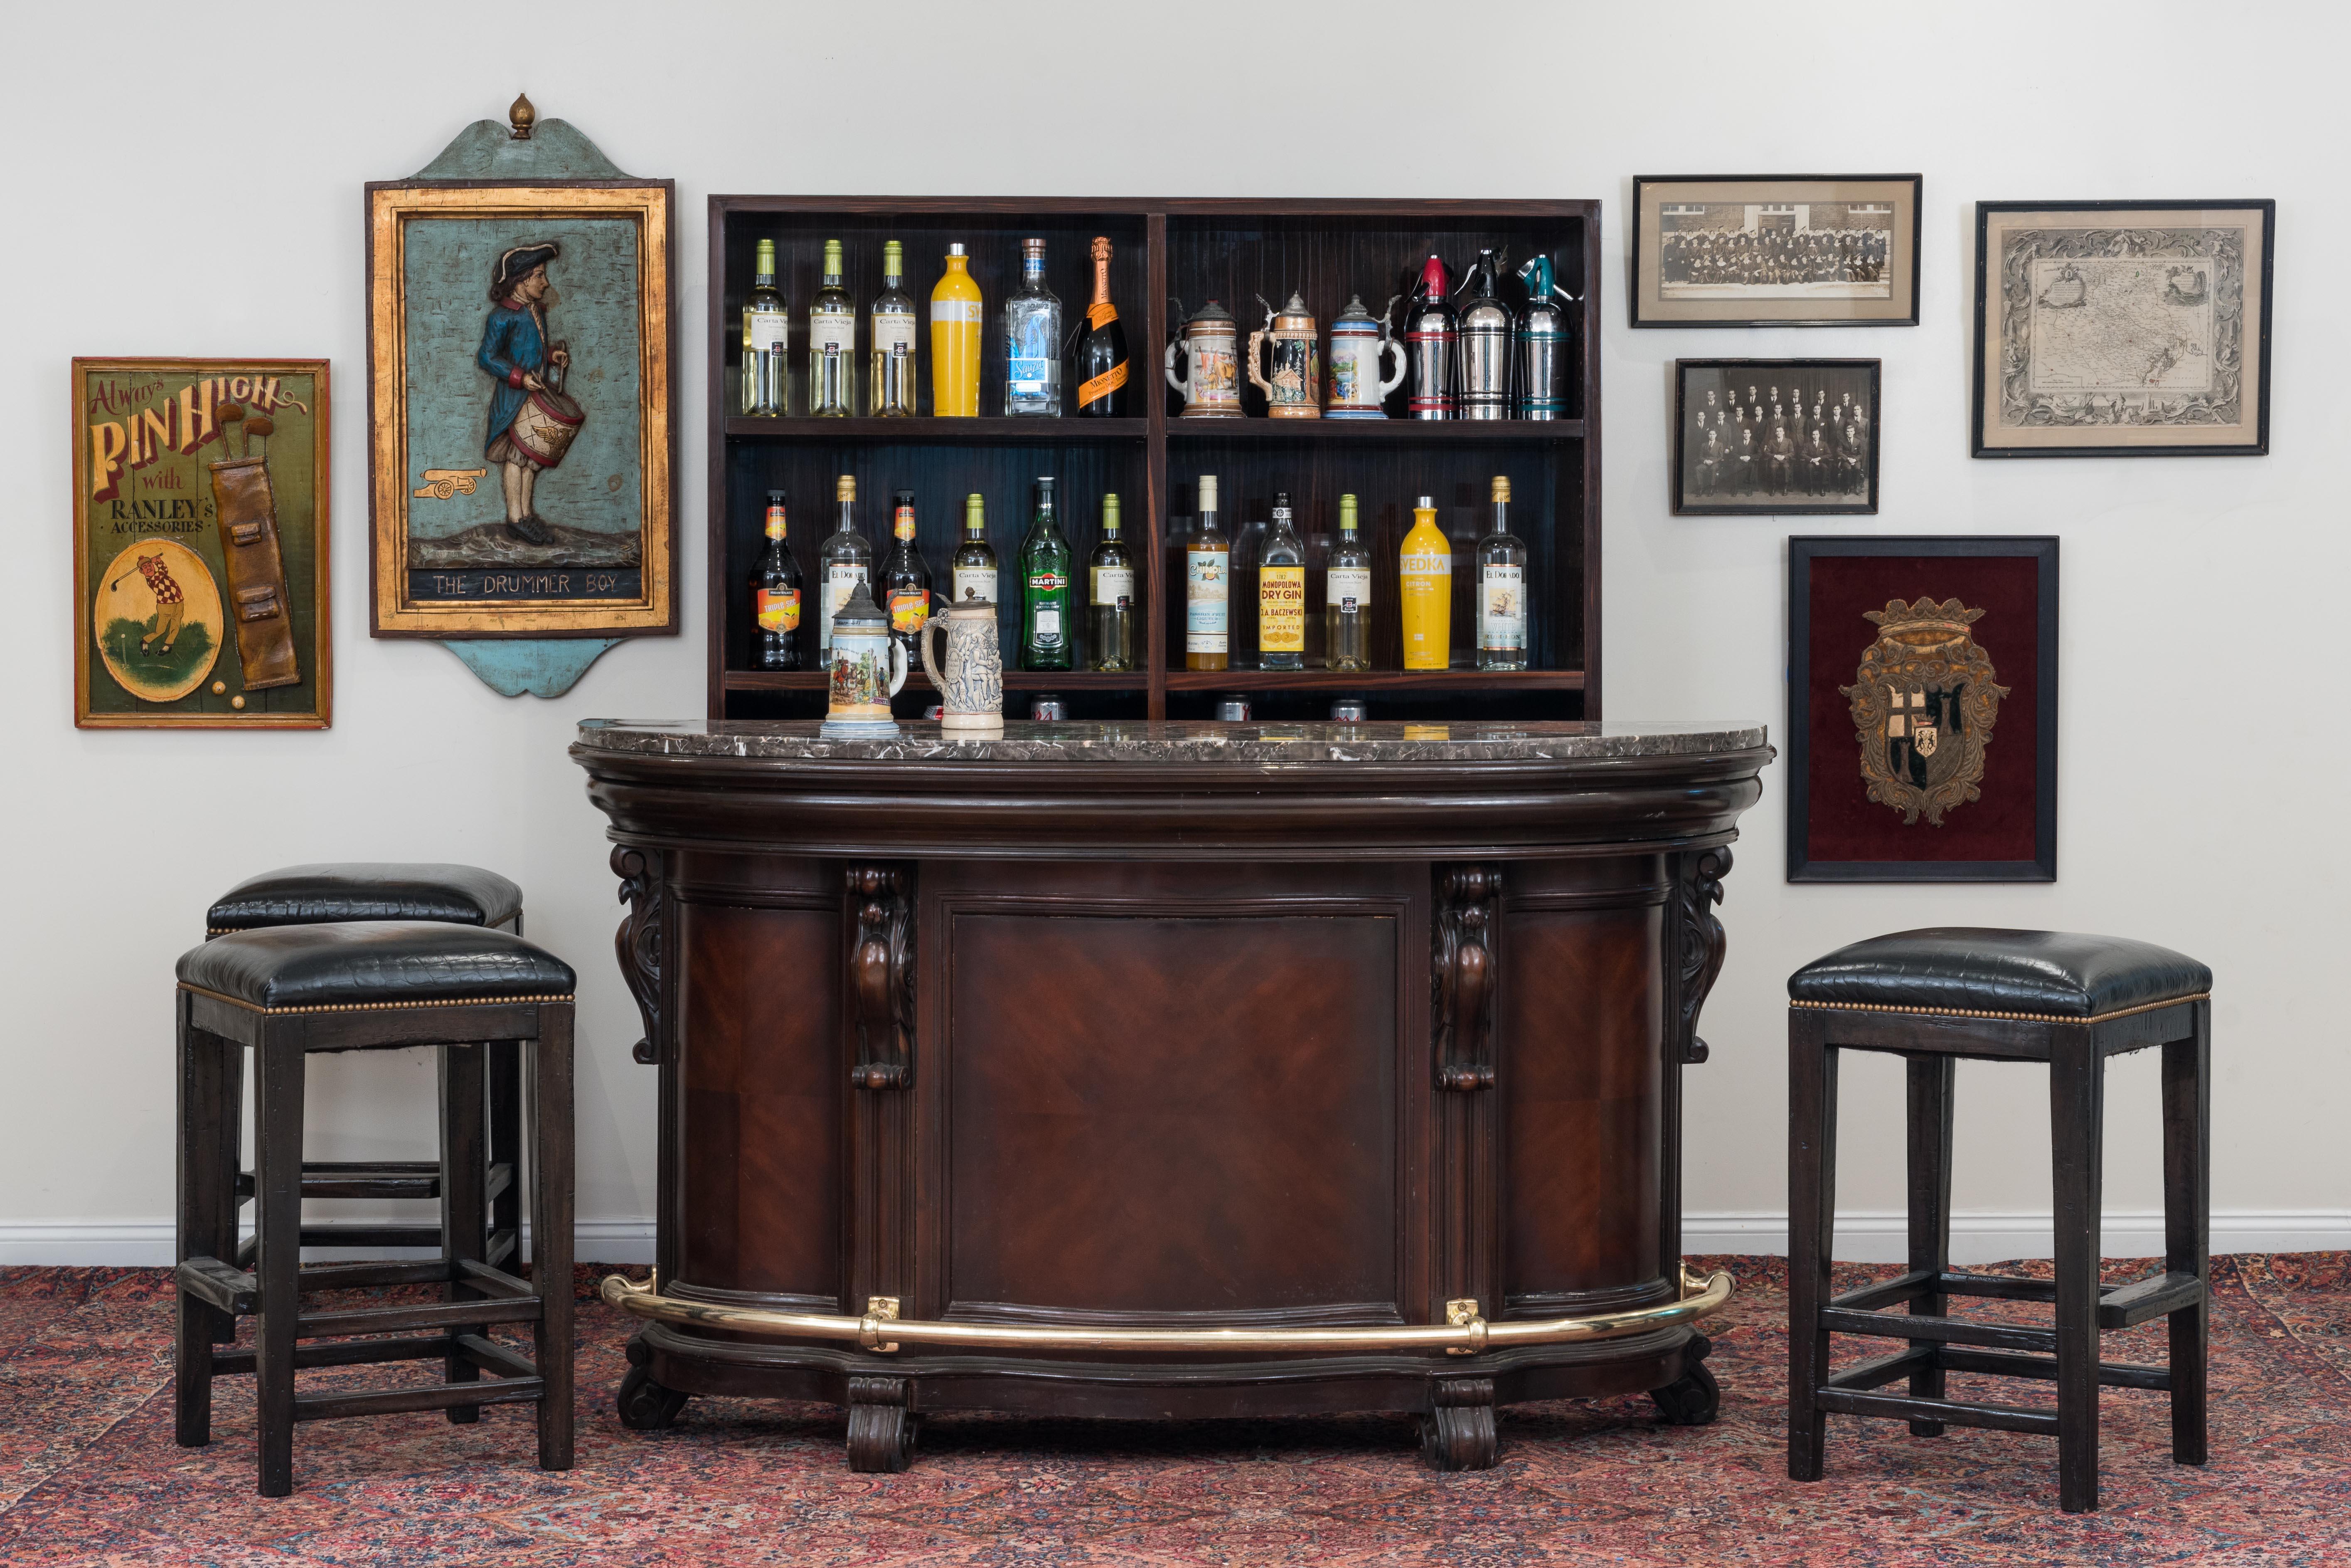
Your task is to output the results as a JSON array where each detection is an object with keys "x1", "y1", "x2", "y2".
[
  {"x1": 751, "y1": 489, "x2": 801, "y2": 670},
  {"x1": 880, "y1": 489, "x2": 932, "y2": 662},
  {"x1": 1075, "y1": 236, "x2": 1130, "y2": 416}
]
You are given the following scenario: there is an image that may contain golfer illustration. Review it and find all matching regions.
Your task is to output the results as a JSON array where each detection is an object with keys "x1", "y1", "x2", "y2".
[
  {"x1": 117, "y1": 552, "x2": 187, "y2": 655},
  {"x1": 476, "y1": 242, "x2": 579, "y2": 545}
]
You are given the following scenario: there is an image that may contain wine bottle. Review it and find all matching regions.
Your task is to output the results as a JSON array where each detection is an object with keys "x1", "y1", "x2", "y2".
[
  {"x1": 751, "y1": 489, "x2": 800, "y2": 670},
  {"x1": 1185, "y1": 475, "x2": 1229, "y2": 672},
  {"x1": 1399, "y1": 495, "x2": 1452, "y2": 670},
  {"x1": 1326, "y1": 492, "x2": 1371, "y2": 672},
  {"x1": 951, "y1": 492, "x2": 998, "y2": 607},
  {"x1": 869, "y1": 240, "x2": 918, "y2": 416},
  {"x1": 881, "y1": 489, "x2": 933, "y2": 662},
  {"x1": 808, "y1": 239, "x2": 855, "y2": 417},
  {"x1": 743, "y1": 238, "x2": 787, "y2": 416},
  {"x1": 1075, "y1": 236, "x2": 1130, "y2": 417},
  {"x1": 1258, "y1": 491, "x2": 1305, "y2": 672},
  {"x1": 1019, "y1": 476, "x2": 1073, "y2": 670},
  {"x1": 816, "y1": 474, "x2": 871, "y2": 655},
  {"x1": 1089, "y1": 493, "x2": 1136, "y2": 672},
  {"x1": 1475, "y1": 475, "x2": 1529, "y2": 670},
  {"x1": 931, "y1": 243, "x2": 983, "y2": 418},
  {"x1": 1004, "y1": 238, "x2": 1063, "y2": 416}
]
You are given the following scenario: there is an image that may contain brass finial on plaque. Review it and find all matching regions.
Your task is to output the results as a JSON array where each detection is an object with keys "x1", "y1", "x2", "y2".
[{"x1": 508, "y1": 92, "x2": 537, "y2": 139}]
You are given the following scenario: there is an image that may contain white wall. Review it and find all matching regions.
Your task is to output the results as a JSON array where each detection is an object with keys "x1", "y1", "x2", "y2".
[{"x1": 6, "y1": 0, "x2": 2341, "y2": 1264}]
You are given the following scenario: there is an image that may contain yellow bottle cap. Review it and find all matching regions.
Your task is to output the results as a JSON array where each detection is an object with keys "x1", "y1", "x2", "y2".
[
  {"x1": 837, "y1": 475, "x2": 856, "y2": 502},
  {"x1": 1491, "y1": 476, "x2": 1511, "y2": 503}
]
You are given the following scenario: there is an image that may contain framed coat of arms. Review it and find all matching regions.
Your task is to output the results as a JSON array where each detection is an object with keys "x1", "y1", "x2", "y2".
[
  {"x1": 1787, "y1": 537, "x2": 2058, "y2": 882},
  {"x1": 366, "y1": 110, "x2": 675, "y2": 645},
  {"x1": 73, "y1": 358, "x2": 331, "y2": 729}
]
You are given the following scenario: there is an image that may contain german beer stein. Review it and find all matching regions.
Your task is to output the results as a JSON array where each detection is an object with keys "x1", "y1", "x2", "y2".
[
  {"x1": 820, "y1": 579, "x2": 907, "y2": 737},
  {"x1": 1325, "y1": 293, "x2": 1405, "y2": 418},
  {"x1": 1164, "y1": 298, "x2": 1243, "y2": 418},
  {"x1": 918, "y1": 597, "x2": 1004, "y2": 731},
  {"x1": 1246, "y1": 290, "x2": 1321, "y2": 418},
  {"x1": 1514, "y1": 254, "x2": 1575, "y2": 420},
  {"x1": 1457, "y1": 249, "x2": 1515, "y2": 420}
]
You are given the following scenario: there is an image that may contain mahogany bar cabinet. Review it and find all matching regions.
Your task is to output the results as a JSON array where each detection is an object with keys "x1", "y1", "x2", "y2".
[{"x1": 573, "y1": 718, "x2": 1769, "y2": 1470}]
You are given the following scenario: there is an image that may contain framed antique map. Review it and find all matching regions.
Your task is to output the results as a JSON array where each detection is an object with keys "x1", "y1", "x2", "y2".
[
  {"x1": 1972, "y1": 201, "x2": 2273, "y2": 457},
  {"x1": 1787, "y1": 536, "x2": 2058, "y2": 883},
  {"x1": 1631, "y1": 175, "x2": 1921, "y2": 327}
]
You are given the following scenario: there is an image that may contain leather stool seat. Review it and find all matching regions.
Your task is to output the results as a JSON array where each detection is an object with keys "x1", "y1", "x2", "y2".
[
  {"x1": 1790, "y1": 927, "x2": 2212, "y2": 1019},
  {"x1": 208, "y1": 863, "x2": 523, "y2": 934},
  {"x1": 180, "y1": 923, "x2": 573, "y2": 1012}
]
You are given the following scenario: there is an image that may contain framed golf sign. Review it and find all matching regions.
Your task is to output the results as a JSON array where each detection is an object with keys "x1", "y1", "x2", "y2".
[{"x1": 72, "y1": 358, "x2": 331, "y2": 729}]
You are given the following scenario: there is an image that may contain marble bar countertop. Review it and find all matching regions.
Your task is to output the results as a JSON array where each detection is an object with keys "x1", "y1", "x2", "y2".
[{"x1": 575, "y1": 718, "x2": 1768, "y2": 764}]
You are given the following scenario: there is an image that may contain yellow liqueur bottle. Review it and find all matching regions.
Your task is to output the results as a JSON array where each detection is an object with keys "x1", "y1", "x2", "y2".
[
  {"x1": 931, "y1": 242, "x2": 983, "y2": 418},
  {"x1": 1398, "y1": 494, "x2": 1452, "y2": 670}
]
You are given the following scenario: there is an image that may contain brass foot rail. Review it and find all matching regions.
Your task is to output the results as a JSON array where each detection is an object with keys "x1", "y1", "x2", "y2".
[{"x1": 600, "y1": 1265, "x2": 1733, "y2": 1355}]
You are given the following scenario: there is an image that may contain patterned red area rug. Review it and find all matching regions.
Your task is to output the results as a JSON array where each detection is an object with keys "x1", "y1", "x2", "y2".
[{"x1": 0, "y1": 1255, "x2": 2344, "y2": 1566}]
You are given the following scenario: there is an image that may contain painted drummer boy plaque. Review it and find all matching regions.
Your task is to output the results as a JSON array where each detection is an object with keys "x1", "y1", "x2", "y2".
[
  {"x1": 73, "y1": 358, "x2": 331, "y2": 729},
  {"x1": 367, "y1": 181, "x2": 675, "y2": 636}
]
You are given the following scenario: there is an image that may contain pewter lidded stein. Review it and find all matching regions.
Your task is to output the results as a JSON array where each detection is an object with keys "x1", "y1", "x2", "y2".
[
  {"x1": 1246, "y1": 290, "x2": 1321, "y2": 418},
  {"x1": 1405, "y1": 256, "x2": 1457, "y2": 419},
  {"x1": 1515, "y1": 254, "x2": 1575, "y2": 420},
  {"x1": 1164, "y1": 298, "x2": 1243, "y2": 418},
  {"x1": 820, "y1": 578, "x2": 908, "y2": 738},
  {"x1": 1457, "y1": 249, "x2": 1515, "y2": 421},
  {"x1": 1326, "y1": 293, "x2": 1405, "y2": 418}
]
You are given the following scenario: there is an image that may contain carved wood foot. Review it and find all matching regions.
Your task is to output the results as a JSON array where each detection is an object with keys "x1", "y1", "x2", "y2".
[
  {"x1": 1418, "y1": 1376, "x2": 1499, "y2": 1471},
  {"x1": 845, "y1": 1374, "x2": 915, "y2": 1473},
  {"x1": 1649, "y1": 1332, "x2": 1721, "y2": 1426},
  {"x1": 616, "y1": 1338, "x2": 688, "y2": 1430}
]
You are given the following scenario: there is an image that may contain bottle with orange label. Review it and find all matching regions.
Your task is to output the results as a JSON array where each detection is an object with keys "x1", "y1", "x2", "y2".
[
  {"x1": 880, "y1": 489, "x2": 932, "y2": 663},
  {"x1": 1076, "y1": 236, "x2": 1130, "y2": 417},
  {"x1": 930, "y1": 242, "x2": 983, "y2": 417},
  {"x1": 751, "y1": 489, "x2": 801, "y2": 670},
  {"x1": 1257, "y1": 491, "x2": 1305, "y2": 671},
  {"x1": 1398, "y1": 494, "x2": 1452, "y2": 670}
]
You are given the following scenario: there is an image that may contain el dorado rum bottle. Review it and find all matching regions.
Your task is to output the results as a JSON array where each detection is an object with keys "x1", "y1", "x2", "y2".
[
  {"x1": 817, "y1": 475, "x2": 872, "y2": 656},
  {"x1": 1185, "y1": 475, "x2": 1229, "y2": 672},
  {"x1": 1475, "y1": 475, "x2": 1529, "y2": 670},
  {"x1": 881, "y1": 489, "x2": 933, "y2": 661},
  {"x1": 1019, "y1": 476, "x2": 1073, "y2": 670},
  {"x1": 808, "y1": 239, "x2": 856, "y2": 416},
  {"x1": 931, "y1": 242, "x2": 983, "y2": 417},
  {"x1": 1258, "y1": 491, "x2": 1305, "y2": 671},
  {"x1": 743, "y1": 238, "x2": 787, "y2": 416},
  {"x1": 1076, "y1": 236, "x2": 1130, "y2": 417},
  {"x1": 1399, "y1": 494, "x2": 1452, "y2": 670},
  {"x1": 869, "y1": 240, "x2": 919, "y2": 416},
  {"x1": 1326, "y1": 492, "x2": 1371, "y2": 672},
  {"x1": 752, "y1": 489, "x2": 801, "y2": 670},
  {"x1": 1089, "y1": 492, "x2": 1136, "y2": 671},
  {"x1": 952, "y1": 492, "x2": 998, "y2": 607}
]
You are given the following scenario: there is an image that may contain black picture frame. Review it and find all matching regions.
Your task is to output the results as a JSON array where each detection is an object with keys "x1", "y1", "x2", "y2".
[
  {"x1": 1630, "y1": 175, "x2": 1922, "y2": 328},
  {"x1": 1673, "y1": 359, "x2": 1880, "y2": 515},
  {"x1": 1971, "y1": 199, "x2": 2275, "y2": 458},
  {"x1": 1788, "y1": 536, "x2": 2059, "y2": 883}
]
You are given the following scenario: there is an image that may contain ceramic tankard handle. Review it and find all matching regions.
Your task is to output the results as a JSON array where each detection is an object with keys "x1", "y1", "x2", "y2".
[
  {"x1": 919, "y1": 614, "x2": 948, "y2": 693},
  {"x1": 886, "y1": 637, "x2": 909, "y2": 700},
  {"x1": 1245, "y1": 328, "x2": 1273, "y2": 400},
  {"x1": 1164, "y1": 337, "x2": 1187, "y2": 398},
  {"x1": 1377, "y1": 336, "x2": 1408, "y2": 399}
]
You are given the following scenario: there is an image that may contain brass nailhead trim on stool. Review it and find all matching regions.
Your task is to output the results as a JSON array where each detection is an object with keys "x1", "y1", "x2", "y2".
[
  {"x1": 177, "y1": 983, "x2": 574, "y2": 1017},
  {"x1": 1788, "y1": 992, "x2": 2209, "y2": 1026}
]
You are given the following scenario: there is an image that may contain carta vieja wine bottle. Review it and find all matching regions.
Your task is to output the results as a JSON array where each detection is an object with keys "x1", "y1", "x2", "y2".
[{"x1": 1076, "y1": 236, "x2": 1130, "y2": 416}]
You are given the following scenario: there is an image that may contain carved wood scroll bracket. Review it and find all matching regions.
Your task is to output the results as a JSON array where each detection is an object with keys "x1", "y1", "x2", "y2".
[
  {"x1": 1434, "y1": 866, "x2": 1502, "y2": 1092},
  {"x1": 1674, "y1": 847, "x2": 1732, "y2": 1066},
  {"x1": 612, "y1": 845, "x2": 663, "y2": 1066},
  {"x1": 848, "y1": 866, "x2": 915, "y2": 1090}
]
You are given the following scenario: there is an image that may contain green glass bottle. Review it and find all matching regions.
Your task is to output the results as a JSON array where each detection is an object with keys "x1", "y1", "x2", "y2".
[{"x1": 1019, "y1": 475, "x2": 1073, "y2": 671}]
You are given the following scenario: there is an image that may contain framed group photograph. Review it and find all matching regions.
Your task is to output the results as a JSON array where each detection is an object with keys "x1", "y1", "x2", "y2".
[
  {"x1": 1972, "y1": 200, "x2": 2274, "y2": 458},
  {"x1": 366, "y1": 177, "x2": 677, "y2": 638},
  {"x1": 1787, "y1": 536, "x2": 2058, "y2": 883},
  {"x1": 1674, "y1": 359, "x2": 1879, "y2": 514},
  {"x1": 1631, "y1": 175, "x2": 1922, "y2": 327},
  {"x1": 72, "y1": 358, "x2": 331, "y2": 729}
]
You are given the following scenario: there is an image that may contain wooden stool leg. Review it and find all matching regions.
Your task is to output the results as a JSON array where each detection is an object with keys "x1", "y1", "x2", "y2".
[
  {"x1": 1905, "y1": 1054, "x2": 1956, "y2": 1435},
  {"x1": 1787, "y1": 1009, "x2": 1838, "y2": 1482},
  {"x1": 253, "y1": 1020, "x2": 307, "y2": 1498},
  {"x1": 175, "y1": 993, "x2": 236, "y2": 1447},
  {"x1": 2049, "y1": 1026, "x2": 2105, "y2": 1513},
  {"x1": 439, "y1": 1042, "x2": 488, "y2": 1423},
  {"x1": 530, "y1": 1007, "x2": 575, "y2": 1471},
  {"x1": 488, "y1": 1039, "x2": 522, "y2": 1262},
  {"x1": 2162, "y1": 1000, "x2": 2211, "y2": 1467}
]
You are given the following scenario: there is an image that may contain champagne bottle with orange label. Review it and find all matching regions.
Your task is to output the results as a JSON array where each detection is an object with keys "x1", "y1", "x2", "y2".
[
  {"x1": 1258, "y1": 491, "x2": 1305, "y2": 671},
  {"x1": 931, "y1": 242, "x2": 983, "y2": 417},
  {"x1": 881, "y1": 489, "x2": 932, "y2": 663},
  {"x1": 1076, "y1": 236, "x2": 1130, "y2": 417},
  {"x1": 1398, "y1": 495, "x2": 1452, "y2": 670},
  {"x1": 752, "y1": 489, "x2": 801, "y2": 670}
]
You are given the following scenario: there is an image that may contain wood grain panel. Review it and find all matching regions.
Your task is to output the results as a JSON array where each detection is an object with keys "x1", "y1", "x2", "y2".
[{"x1": 677, "y1": 900, "x2": 843, "y2": 1299}]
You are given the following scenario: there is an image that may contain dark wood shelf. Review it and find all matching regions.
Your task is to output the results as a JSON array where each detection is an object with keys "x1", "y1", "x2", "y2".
[
  {"x1": 1166, "y1": 419, "x2": 1583, "y2": 443},
  {"x1": 725, "y1": 416, "x2": 1149, "y2": 442},
  {"x1": 1165, "y1": 668, "x2": 1585, "y2": 693},
  {"x1": 723, "y1": 669, "x2": 1150, "y2": 693}
]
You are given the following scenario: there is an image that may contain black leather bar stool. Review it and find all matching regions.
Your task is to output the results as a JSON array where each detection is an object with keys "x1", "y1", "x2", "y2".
[
  {"x1": 205, "y1": 864, "x2": 525, "y2": 1266},
  {"x1": 173, "y1": 921, "x2": 574, "y2": 1497},
  {"x1": 1785, "y1": 928, "x2": 2211, "y2": 1514}
]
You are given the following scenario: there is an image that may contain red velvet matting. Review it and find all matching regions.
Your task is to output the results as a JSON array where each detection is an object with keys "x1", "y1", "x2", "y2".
[{"x1": 0, "y1": 1255, "x2": 2345, "y2": 1565}]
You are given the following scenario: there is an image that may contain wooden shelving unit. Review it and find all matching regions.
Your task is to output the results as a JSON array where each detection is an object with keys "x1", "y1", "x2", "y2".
[{"x1": 707, "y1": 197, "x2": 1601, "y2": 723}]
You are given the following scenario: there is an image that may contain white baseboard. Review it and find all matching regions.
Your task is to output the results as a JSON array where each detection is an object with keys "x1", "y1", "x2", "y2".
[{"x1": 4, "y1": 1214, "x2": 2343, "y2": 1269}]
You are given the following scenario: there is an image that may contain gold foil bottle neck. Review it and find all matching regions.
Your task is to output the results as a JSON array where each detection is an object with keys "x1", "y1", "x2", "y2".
[
  {"x1": 837, "y1": 475, "x2": 856, "y2": 502},
  {"x1": 1491, "y1": 476, "x2": 1511, "y2": 503},
  {"x1": 1103, "y1": 492, "x2": 1122, "y2": 532},
  {"x1": 1339, "y1": 493, "x2": 1359, "y2": 531}
]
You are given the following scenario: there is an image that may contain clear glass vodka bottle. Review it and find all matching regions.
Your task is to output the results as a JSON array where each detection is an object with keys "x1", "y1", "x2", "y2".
[{"x1": 1003, "y1": 238, "x2": 1062, "y2": 416}]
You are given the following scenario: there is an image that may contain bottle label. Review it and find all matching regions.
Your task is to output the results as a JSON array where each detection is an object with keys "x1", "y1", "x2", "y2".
[
  {"x1": 821, "y1": 564, "x2": 867, "y2": 648},
  {"x1": 764, "y1": 507, "x2": 787, "y2": 540},
  {"x1": 1259, "y1": 566, "x2": 1306, "y2": 652},
  {"x1": 1031, "y1": 606, "x2": 1061, "y2": 641},
  {"x1": 1186, "y1": 549, "x2": 1228, "y2": 651},
  {"x1": 953, "y1": 567, "x2": 997, "y2": 605},
  {"x1": 756, "y1": 586, "x2": 800, "y2": 633},
  {"x1": 1400, "y1": 551, "x2": 1452, "y2": 579},
  {"x1": 1327, "y1": 566, "x2": 1371, "y2": 614},
  {"x1": 809, "y1": 307, "x2": 855, "y2": 355},
  {"x1": 888, "y1": 588, "x2": 929, "y2": 634},
  {"x1": 1480, "y1": 565, "x2": 1525, "y2": 650},
  {"x1": 1007, "y1": 312, "x2": 1058, "y2": 395},
  {"x1": 1077, "y1": 360, "x2": 1130, "y2": 407},
  {"x1": 893, "y1": 507, "x2": 916, "y2": 541},
  {"x1": 746, "y1": 308, "x2": 788, "y2": 353},
  {"x1": 873, "y1": 313, "x2": 917, "y2": 359},
  {"x1": 1092, "y1": 565, "x2": 1135, "y2": 608},
  {"x1": 932, "y1": 298, "x2": 984, "y2": 325}
]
